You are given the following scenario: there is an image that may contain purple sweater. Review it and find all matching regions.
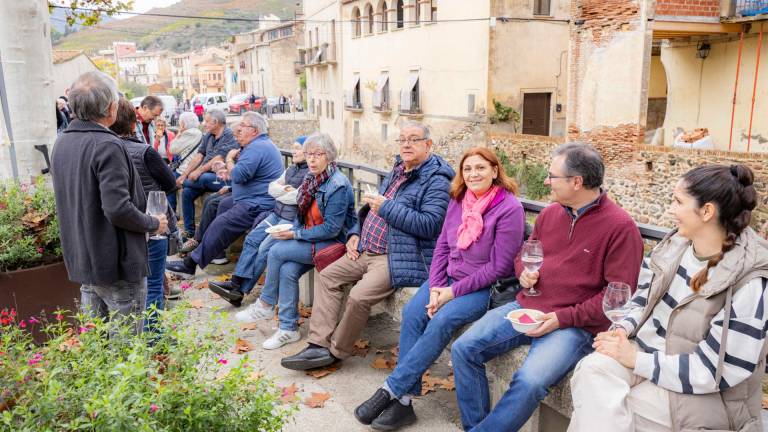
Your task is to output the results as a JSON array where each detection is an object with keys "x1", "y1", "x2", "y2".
[{"x1": 429, "y1": 189, "x2": 525, "y2": 297}]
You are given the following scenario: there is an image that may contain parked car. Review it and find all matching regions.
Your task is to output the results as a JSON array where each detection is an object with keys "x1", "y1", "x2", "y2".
[
  {"x1": 228, "y1": 94, "x2": 264, "y2": 115},
  {"x1": 191, "y1": 93, "x2": 229, "y2": 114}
]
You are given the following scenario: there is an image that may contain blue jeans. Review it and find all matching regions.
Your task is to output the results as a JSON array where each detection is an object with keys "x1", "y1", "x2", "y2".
[
  {"x1": 181, "y1": 172, "x2": 224, "y2": 234},
  {"x1": 145, "y1": 238, "x2": 168, "y2": 332},
  {"x1": 260, "y1": 238, "x2": 337, "y2": 331},
  {"x1": 451, "y1": 301, "x2": 594, "y2": 432},
  {"x1": 385, "y1": 280, "x2": 490, "y2": 398},
  {"x1": 233, "y1": 213, "x2": 290, "y2": 294},
  {"x1": 80, "y1": 278, "x2": 147, "y2": 336},
  {"x1": 167, "y1": 171, "x2": 180, "y2": 212}
]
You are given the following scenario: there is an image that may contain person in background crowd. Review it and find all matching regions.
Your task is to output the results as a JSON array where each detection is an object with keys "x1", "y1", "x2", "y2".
[
  {"x1": 279, "y1": 93, "x2": 287, "y2": 114},
  {"x1": 167, "y1": 112, "x2": 203, "y2": 213},
  {"x1": 109, "y1": 98, "x2": 177, "y2": 332},
  {"x1": 56, "y1": 98, "x2": 69, "y2": 134},
  {"x1": 51, "y1": 71, "x2": 167, "y2": 335},
  {"x1": 194, "y1": 101, "x2": 204, "y2": 122},
  {"x1": 234, "y1": 133, "x2": 357, "y2": 350},
  {"x1": 153, "y1": 117, "x2": 175, "y2": 164},
  {"x1": 281, "y1": 121, "x2": 454, "y2": 371},
  {"x1": 249, "y1": 93, "x2": 257, "y2": 111},
  {"x1": 449, "y1": 142, "x2": 644, "y2": 432},
  {"x1": 166, "y1": 112, "x2": 283, "y2": 277},
  {"x1": 59, "y1": 94, "x2": 74, "y2": 121},
  {"x1": 176, "y1": 109, "x2": 237, "y2": 238},
  {"x1": 179, "y1": 122, "x2": 242, "y2": 265},
  {"x1": 183, "y1": 99, "x2": 191, "y2": 111},
  {"x1": 354, "y1": 147, "x2": 526, "y2": 430},
  {"x1": 134, "y1": 95, "x2": 163, "y2": 145},
  {"x1": 569, "y1": 164, "x2": 768, "y2": 432},
  {"x1": 209, "y1": 135, "x2": 309, "y2": 306}
]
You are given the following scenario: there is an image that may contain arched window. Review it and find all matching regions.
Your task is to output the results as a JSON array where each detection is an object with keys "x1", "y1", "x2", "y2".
[
  {"x1": 365, "y1": 3, "x2": 374, "y2": 35},
  {"x1": 352, "y1": 7, "x2": 361, "y2": 37},
  {"x1": 430, "y1": 0, "x2": 437, "y2": 21},
  {"x1": 377, "y1": 0, "x2": 388, "y2": 32},
  {"x1": 396, "y1": 0, "x2": 404, "y2": 29}
]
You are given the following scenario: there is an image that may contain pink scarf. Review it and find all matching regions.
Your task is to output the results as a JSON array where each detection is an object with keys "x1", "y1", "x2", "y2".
[{"x1": 456, "y1": 185, "x2": 500, "y2": 250}]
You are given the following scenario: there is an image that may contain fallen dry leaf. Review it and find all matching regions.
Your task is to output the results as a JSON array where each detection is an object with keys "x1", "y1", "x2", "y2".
[
  {"x1": 280, "y1": 383, "x2": 300, "y2": 403},
  {"x1": 193, "y1": 279, "x2": 209, "y2": 290},
  {"x1": 231, "y1": 338, "x2": 256, "y2": 354},
  {"x1": 306, "y1": 363, "x2": 341, "y2": 379},
  {"x1": 354, "y1": 340, "x2": 370, "y2": 349},
  {"x1": 240, "y1": 322, "x2": 258, "y2": 331},
  {"x1": 298, "y1": 304, "x2": 312, "y2": 318},
  {"x1": 249, "y1": 370, "x2": 265, "y2": 381},
  {"x1": 371, "y1": 356, "x2": 396, "y2": 370},
  {"x1": 189, "y1": 299, "x2": 205, "y2": 309},
  {"x1": 763, "y1": 395, "x2": 768, "y2": 409},
  {"x1": 420, "y1": 371, "x2": 455, "y2": 395},
  {"x1": 352, "y1": 339, "x2": 370, "y2": 357},
  {"x1": 215, "y1": 273, "x2": 232, "y2": 282},
  {"x1": 304, "y1": 392, "x2": 331, "y2": 408}
]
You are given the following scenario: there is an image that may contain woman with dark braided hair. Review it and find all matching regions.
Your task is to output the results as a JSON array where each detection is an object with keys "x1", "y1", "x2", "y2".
[{"x1": 569, "y1": 164, "x2": 768, "y2": 432}]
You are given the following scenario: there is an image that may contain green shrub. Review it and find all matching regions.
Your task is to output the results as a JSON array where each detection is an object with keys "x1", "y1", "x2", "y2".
[
  {"x1": 490, "y1": 99, "x2": 520, "y2": 129},
  {"x1": 0, "y1": 306, "x2": 293, "y2": 432},
  {"x1": 495, "y1": 148, "x2": 550, "y2": 201},
  {"x1": 0, "y1": 178, "x2": 61, "y2": 272}
]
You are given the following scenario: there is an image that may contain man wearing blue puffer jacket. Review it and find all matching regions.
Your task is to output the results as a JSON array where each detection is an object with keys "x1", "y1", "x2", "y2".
[{"x1": 282, "y1": 121, "x2": 455, "y2": 370}]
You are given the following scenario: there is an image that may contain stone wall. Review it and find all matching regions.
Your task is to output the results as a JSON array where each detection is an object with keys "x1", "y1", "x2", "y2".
[
  {"x1": 268, "y1": 119, "x2": 319, "y2": 150},
  {"x1": 490, "y1": 133, "x2": 768, "y2": 234}
]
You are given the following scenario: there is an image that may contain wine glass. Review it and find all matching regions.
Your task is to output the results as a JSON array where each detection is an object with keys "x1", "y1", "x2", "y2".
[
  {"x1": 147, "y1": 191, "x2": 168, "y2": 240},
  {"x1": 211, "y1": 161, "x2": 226, "y2": 185},
  {"x1": 602, "y1": 282, "x2": 633, "y2": 330},
  {"x1": 521, "y1": 240, "x2": 544, "y2": 297}
]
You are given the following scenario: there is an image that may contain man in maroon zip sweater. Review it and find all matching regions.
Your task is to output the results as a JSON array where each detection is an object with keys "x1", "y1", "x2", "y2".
[{"x1": 450, "y1": 142, "x2": 644, "y2": 432}]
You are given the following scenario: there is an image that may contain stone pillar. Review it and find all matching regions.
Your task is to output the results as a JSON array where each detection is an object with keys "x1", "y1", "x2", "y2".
[
  {"x1": 566, "y1": 0, "x2": 654, "y2": 164},
  {"x1": 406, "y1": 0, "x2": 418, "y2": 27}
]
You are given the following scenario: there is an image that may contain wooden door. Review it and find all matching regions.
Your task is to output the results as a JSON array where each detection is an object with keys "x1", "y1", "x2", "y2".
[{"x1": 522, "y1": 93, "x2": 551, "y2": 136}]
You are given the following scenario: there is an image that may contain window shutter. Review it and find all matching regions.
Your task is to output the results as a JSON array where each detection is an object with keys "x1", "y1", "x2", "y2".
[{"x1": 400, "y1": 88, "x2": 411, "y2": 112}]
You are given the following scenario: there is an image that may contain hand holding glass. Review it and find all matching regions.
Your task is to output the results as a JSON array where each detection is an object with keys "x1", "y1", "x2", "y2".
[
  {"x1": 211, "y1": 161, "x2": 226, "y2": 185},
  {"x1": 147, "y1": 191, "x2": 168, "y2": 240},
  {"x1": 602, "y1": 282, "x2": 635, "y2": 330},
  {"x1": 521, "y1": 240, "x2": 544, "y2": 297}
]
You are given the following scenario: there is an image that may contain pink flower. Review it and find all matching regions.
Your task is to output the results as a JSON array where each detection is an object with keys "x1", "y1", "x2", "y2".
[
  {"x1": 55, "y1": 313, "x2": 63, "y2": 321},
  {"x1": 28, "y1": 316, "x2": 40, "y2": 324},
  {"x1": 149, "y1": 404, "x2": 159, "y2": 414},
  {"x1": 78, "y1": 326, "x2": 88, "y2": 334},
  {"x1": 37, "y1": 247, "x2": 44, "y2": 254},
  {"x1": 180, "y1": 282, "x2": 191, "y2": 291},
  {"x1": 28, "y1": 353, "x2": 43, "y2": 366},
  {"x1": 217, "y1": 358, "x2": 228, "y2": 365},
  {"x1": 19, "y1": 320, "x2": 26, "y2": 329}
]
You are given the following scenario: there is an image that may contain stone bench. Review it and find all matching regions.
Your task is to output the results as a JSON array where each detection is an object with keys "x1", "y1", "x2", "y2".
[{"x1": 382, "y1": 287, "x2": 572, "y2": 432}]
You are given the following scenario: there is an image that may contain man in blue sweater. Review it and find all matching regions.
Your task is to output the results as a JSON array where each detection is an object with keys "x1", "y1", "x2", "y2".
[{"x1": 166, "y1": 112, "x2": 283, "y2": 276}]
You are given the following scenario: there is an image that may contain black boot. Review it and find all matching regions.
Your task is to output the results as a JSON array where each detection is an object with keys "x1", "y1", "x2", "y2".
[
  {"x1": 371, "y1": 400, "x2": 417, "y2": 431},
  {"x1": 280, "y1": 343, "x2": 338, "y2": 370},
  {"x1": 208, "y1": 278, "x2": 244, "y2": 306},
  {"x1": 354, "y1": 388, "x2": 394, "y2": 425}
]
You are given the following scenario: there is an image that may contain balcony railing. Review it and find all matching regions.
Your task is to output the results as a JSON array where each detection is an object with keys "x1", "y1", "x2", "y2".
[{"x1": 737, "y1": 0, "x2": 768, "y2": 16}]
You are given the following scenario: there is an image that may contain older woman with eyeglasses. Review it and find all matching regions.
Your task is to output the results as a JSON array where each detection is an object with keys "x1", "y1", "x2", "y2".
[{"x1": 235, "y1": 133, "x2": 357, "y2": 350}]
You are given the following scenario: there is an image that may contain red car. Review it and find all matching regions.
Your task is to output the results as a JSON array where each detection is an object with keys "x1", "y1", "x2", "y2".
[{"x1": 229, "y1": 94, "x2": 264, "y2": 115}]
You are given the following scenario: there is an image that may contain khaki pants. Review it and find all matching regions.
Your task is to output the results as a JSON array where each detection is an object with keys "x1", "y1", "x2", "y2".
[
  {"x1": 568, "y1": 351, "x2": 672, "y2": 432},
  {"x1": 308, "y1": 252, "x2": 393, "y2": 358}
]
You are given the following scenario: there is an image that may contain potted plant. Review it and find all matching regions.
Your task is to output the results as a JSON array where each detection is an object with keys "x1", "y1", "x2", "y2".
[{"x1": 0, "y1": 177, "x2": 79, "y2": 328}]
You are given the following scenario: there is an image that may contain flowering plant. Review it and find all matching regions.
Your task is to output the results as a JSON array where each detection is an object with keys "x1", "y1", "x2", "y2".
[
  {"x1": 0, "y1": 177, "x2": 61, "y2": 272},
  {"x1": 0, "y1": 306, "x2": 293, "y2": 431}
]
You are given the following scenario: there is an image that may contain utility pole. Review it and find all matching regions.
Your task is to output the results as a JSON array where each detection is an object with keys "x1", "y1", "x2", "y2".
[{"x1": 0, "y1": 0, "x2": 55, "y2": 181}]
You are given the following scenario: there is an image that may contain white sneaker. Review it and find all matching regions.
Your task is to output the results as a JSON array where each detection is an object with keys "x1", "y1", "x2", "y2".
[
  {"x1": 262, "y1": 329, "x2": 300, "y2": 350},
  {"x1": 235, "y1": 300, "x2": 274, "y2": 322},
  {"x1": 211, "y1": 257, "x2": 230, "y2": 265}
]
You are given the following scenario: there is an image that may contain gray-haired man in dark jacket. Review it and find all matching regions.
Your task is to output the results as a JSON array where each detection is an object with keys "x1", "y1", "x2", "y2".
[{"x1": 51, "y1": 71, "x2": 168, "y2": 334}]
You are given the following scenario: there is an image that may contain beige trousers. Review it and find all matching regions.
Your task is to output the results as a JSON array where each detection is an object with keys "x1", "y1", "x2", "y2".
[
  {"x1": 568, "y1": 351, "x2": 673, "y2": 432},
  {"x1": 307, "y1": 252, "x2": 393, "y2": 359}
]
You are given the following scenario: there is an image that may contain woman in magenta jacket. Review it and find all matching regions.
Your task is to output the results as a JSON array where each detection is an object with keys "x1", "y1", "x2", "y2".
[{"x1": 353, "y1": 147, "x2": 525, "y2": 430}]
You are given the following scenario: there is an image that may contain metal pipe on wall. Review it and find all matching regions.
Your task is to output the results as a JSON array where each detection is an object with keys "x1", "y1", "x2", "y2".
[
  {"x1": 728, "y1": 31, "x2": 746, "y2": 151},
  {"x1": 746, "y1": 23, "x2": 763, "y2": 152}
]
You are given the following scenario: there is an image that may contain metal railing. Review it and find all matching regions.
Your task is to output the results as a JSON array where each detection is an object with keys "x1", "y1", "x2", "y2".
[
  {"x1": 737, "y1": 0, "x2": 768, "y2": 16},
  {"x1": 278, "y1": 149, "x2": 671, "y2": 243}
]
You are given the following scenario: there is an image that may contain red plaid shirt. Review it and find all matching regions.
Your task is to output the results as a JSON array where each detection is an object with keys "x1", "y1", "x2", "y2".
[{"x1": 359, "y1": 163, "x2": 409, "y2": 254}]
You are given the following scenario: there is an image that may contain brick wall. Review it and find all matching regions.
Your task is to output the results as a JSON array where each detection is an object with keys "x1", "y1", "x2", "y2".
[{"x1": 655, "y1": 0, "x2": 721, "y2": 17}]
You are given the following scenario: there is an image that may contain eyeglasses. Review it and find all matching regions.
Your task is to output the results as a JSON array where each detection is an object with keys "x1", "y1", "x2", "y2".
[
  {"x1": 305, "y1": 152, "x2": 327, "y2": 159},
  {"x1": 394, "y1": 137, "x2": 428, "y2": 145},
  {"x1": 547, "y1": 173, "x2": 575, "y2": 181}
]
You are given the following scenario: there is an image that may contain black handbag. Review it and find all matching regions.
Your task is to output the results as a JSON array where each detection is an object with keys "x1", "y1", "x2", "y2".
[{"x1": 489, "y1": 276, "x2": 522, "y2": 309}]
